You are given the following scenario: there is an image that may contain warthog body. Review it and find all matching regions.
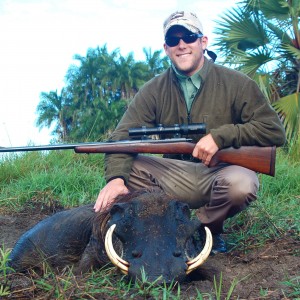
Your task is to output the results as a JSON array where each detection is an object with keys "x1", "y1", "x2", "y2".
[{"x1": 9, "y1": 189, "x2": 211, "y2": 283}]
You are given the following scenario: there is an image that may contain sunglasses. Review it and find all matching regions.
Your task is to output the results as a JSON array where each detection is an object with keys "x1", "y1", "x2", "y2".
[{"x1": 165, "y1": 33, "x2": 203, "y2": 47}]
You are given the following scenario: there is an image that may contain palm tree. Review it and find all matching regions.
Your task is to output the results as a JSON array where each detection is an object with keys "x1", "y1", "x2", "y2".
[
  {"x1": 36, "y1": 89, "x2": 72, "y2": 141},
  {"x1": 213, "y1": 0, "x2": 300, "y2": 141},
  {"x1": 111, "y1": 52, "x2": 146, "y2": 99},
  {"x1": 143, "y1": 47, "x2": 170, "y2": 78},
  {"x1": 62, "y1": 46, "x2": 132, "y2": 141}
]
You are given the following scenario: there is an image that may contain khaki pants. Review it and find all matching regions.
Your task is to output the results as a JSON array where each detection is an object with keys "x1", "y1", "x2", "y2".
[{"x1": 127, "y1": 155, "x2": 259, "y2": 234}]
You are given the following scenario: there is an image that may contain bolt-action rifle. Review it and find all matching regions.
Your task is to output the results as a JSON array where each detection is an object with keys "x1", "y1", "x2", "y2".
[{"x1": 0, "y1": 123, "x2": 276, "y2": 176}]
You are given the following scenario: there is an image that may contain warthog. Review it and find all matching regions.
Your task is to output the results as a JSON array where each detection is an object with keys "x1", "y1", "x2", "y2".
[{"x1": 8, "y1": 189, "x2": 212, "y2": 283}]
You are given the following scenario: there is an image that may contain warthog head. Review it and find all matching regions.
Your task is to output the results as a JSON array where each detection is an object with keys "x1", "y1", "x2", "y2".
[{"x1": 100, "y1": 190, "x2": 212, "y2": 283}]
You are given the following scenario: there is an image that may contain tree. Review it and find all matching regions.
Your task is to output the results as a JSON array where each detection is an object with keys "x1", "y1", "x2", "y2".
[
  {"x1": 213, "y1": 0, "x2": 300, "y2": 141},
  {"x1": 36, "y1": 45, "x2": 169, "y2": 142},
  {"x1": 114, "y1": 52, "x2": 137, "y2": 99},
  {"x1": 35, "y1": 89, "x2": 72, "y2": 141},
  {"x1": 143, "y1": 47, "x2": 170, "y2": 78},
  {"x1": 64, "y1": 45, "x2": 127, "y2": 141}
]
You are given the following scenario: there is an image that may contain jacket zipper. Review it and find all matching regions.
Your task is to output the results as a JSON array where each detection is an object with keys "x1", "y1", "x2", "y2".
[{"x1": 187, "y1": 77, "x2": 204, "y2": 125}]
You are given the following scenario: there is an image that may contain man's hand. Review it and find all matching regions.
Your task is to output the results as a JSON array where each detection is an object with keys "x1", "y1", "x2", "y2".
[
  {"x1": 94, "y1": 178, "x2": 129, "y2": 212},
  {"x1": 192, "y1": 133, "x2": 219, "y2": 165}
]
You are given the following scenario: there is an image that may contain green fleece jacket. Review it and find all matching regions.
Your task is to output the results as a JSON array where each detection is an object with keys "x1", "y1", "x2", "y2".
[{"x1": 104, "y1": 58, "x2": 286, "y2": 183}]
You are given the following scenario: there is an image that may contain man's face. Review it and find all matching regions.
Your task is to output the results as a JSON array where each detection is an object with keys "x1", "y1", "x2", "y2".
[{"x1": 164, "y1": 26, "x2": 208, "y2": 76}]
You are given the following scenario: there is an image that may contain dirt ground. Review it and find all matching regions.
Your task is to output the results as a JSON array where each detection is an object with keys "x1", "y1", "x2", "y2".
[{"x1": 1, "y1": 205, "x2": 299, "y2": 300}]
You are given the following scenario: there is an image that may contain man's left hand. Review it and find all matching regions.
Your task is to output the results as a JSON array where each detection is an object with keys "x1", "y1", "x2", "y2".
[{"x1": 192, "y1": 133, "x2": 219, "y2": 166}]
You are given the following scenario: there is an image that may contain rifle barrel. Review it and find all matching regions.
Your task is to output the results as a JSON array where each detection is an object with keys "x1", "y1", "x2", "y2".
[{"x1": 0, "y1": 144, "x2": 76, "y2": 152}]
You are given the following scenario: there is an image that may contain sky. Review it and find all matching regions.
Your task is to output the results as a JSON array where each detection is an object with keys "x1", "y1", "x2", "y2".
[{"x1": 0, "y1": 0, "x2": 237, "y2": 147}]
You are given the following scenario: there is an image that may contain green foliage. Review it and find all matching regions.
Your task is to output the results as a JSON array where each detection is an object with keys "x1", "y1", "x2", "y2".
[
  {"x1": 214, "y1": 0, "x2": 299, "y2": 78},
  {"x1": 33, "y1": 266, "x2": 184, "y2": 299},
  {"x1": 0, "y1": 285, "x2": 10, "y2": 297},
  {"x1": 36, "y1": 89, "x2": 72, "y2": 141},
  {"x1": 67, "y1": 98, "x2": 128, "y2": 142},
  {"x1": 213, "y1": 0, "x2": 300, "y2": 144},
  {"x1": 34, "y1": 267, "x2": 79, "y2": 299},
  {"x1": 272, "y1": 92, "x2": 300, "y2": 140},
  {"x1": 213, "y1": 272, "x2": 247, "y2": 300},
  {"x1": 288, "y1": 134, "x2": 300, "y2": 160},
  {"x1": 0, "y1": 151, "x2": 105, "y2": 211},
  {"x1": 0, "y1": 247, "x2": 13, "y2": 297},
  {"x1": 225, "y1": 149, "x2": 300, "y2": 249},
  {"x1": 36, "y1": 45, "x2": 170, "y2": 142},
  {"x1": 282, "y1": 276, "x2": 300, "y2": 298},
  {"x1": 0, "y1": 247, "x2": 14, "y2": 279}
]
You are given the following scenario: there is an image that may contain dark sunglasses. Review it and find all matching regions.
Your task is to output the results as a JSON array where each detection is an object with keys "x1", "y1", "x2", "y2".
[{"x1": 165, "y1": 33, "x2": 203, "y2": 47}]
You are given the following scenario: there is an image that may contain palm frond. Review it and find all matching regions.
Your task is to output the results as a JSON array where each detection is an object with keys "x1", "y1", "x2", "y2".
[
  {"x1": 253, "y1": 73, "x2": 276, "y2": 101},
  {"x1": 214, "y1": 7, "x2": 269, "y2": 53},
  {"x1": 266, "y1": 20, "x2": 294, "y2": 45},
  {"x1": 242, "y1": 51, "x2": 273, "y2": 75},
  {"x1": 273, "y1": 92, "x2": 300, "y2": 140},
  {"x1": 282, "y1": 44, "x2": 300, "y2": 60},
  {"x1": 244, "y1": 0, "x2": 290, "y2": 20}
]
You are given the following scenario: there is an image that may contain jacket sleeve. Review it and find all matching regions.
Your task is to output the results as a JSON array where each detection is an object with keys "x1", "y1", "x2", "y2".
[
  {"x1": 104, "y1": 86, "x2": 158, "y2": 184},
  {"x1": 209, "y1": 78, "x2": 286, "y2": 149}
]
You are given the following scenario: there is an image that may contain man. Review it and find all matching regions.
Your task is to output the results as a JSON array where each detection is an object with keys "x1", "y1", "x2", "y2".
[{"x1": 94, "y1": 11, "x2": 286, "y2": 253}]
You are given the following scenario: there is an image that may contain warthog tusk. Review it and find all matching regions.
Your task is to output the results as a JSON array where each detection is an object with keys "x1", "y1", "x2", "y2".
[
  {"x1": 186, "y1": 226, "x2": 213, "y2": 274},
  {"x1": 105, "y1": 224, "x2": 129, "y2": 274}
]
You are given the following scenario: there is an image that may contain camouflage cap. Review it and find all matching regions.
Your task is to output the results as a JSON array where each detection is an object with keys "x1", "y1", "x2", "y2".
[{"x1": 163, "y1": 11, "x2": 203, "y2": 36}]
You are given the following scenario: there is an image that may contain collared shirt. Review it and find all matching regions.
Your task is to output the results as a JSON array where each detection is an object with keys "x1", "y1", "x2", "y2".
[{"x1": 172, "y1": 64, "x2": 203, "y2": 112}]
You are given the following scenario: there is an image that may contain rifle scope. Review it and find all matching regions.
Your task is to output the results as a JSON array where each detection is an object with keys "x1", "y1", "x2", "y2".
[{"x1": 129, "y1": 123, "x2": 206, "y2": 136}]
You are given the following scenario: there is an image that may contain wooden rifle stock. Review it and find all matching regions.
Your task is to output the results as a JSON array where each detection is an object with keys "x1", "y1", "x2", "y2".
[
  {"x1": 209, "y1": 145, "x2": 276, "y2": 176},
  {"x1": 75, "y1": 140, "x2": 276, "y2": 176}
]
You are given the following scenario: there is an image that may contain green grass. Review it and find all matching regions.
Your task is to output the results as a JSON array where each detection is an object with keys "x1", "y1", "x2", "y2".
[
  {"x1": 224, "y1": 150, "x2": 300, "y2": 251},
  {"x1": 0, "y1": 148, "x2": 299, "y2": 299},
  {"x1": 3, "y1": 266, "x2": 185, "y2": 299},
  {"x1": 0, "y1": 151, "x2": 105, "y2": 211},
  {"x1": 282, "y1": 276, "x2": 300, "y2": 298}
]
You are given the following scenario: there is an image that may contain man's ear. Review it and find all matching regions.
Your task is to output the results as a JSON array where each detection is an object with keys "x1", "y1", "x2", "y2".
[
  {"x1": 163, "y1": 42, "x2": 170, "y2": 56},
  {"x1": 201, "y1": 36, "x2": 209, "y2": 51}
]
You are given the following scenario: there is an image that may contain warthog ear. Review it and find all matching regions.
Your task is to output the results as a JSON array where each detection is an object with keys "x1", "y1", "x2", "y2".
[{"x1": 109, "y1": 203, "x2": 127, "y2": 220}]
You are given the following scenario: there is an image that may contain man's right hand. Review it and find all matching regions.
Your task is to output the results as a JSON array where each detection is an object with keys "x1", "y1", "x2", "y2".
[{"x1": 94, "y1": 178, "x2": 129, "y2": 212}]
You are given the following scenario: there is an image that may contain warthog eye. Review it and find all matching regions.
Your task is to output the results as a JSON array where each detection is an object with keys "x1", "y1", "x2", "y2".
[
  {"x1": 132, "y1": 250, "x2": 142, "y2": 258},
  {"x1": 173, "y1": 250, "x2": 182, "y2": 257}
]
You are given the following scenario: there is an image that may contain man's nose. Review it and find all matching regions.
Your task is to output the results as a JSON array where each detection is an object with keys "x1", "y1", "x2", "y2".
[{"x1": 177, "y1": 38, "x2": 187, "y2": 48}]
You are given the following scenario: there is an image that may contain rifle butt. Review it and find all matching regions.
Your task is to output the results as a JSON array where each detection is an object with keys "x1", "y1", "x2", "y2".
[{"x1": 209, "y1": 146, "x2": 276, "y2": 176}]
